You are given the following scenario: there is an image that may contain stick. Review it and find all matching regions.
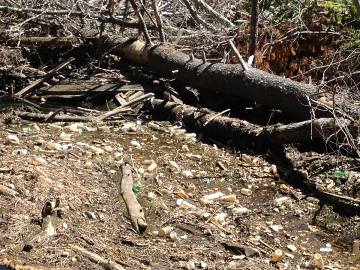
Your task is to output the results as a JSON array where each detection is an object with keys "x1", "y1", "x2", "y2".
[
  {"x1": 96, "y1": 92, "x2": 154, "y2": 121},
  {"x1": 70, "y1": 245, "x2": 125, "y2": 270},
  {"x1": 203, "y1": 108, "x2": 230, "y2": 126},
  {"x1": 128, "y1": 0, "x2": 152, "y2": 44},
  {"x1": 15, "y1": 57, "x2": 75, "y2": 98},
  {"x1": 119, "y1": 162, "x2": 147, "y2": 233},
  {"x1": 248, "y1": 0, "x2": 259, "y2": 64},
  {"x1": 228, "y1": 40, "x2": 249, "y2": 71},
  {"x1": 180, "y1": 0, "x2": 216, "y2": 31},
  {"x1": 191, "y1": 0, "x2": 234, "y2": 28},
  {"x1": 151, "y1": 0, "x2": 165, "y2": 42}
]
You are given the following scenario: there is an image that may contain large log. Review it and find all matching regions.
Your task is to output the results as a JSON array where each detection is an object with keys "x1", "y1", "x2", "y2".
[
  {"x1": 103, "y1": 38, "x2": 359, "y2": 121},
  {"x1": 2, "y1": 35, "x2": 358, "y2": 120}
]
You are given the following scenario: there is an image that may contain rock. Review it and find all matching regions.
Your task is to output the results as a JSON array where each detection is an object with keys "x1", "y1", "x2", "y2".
[
  {"x1": 147, "y1": 192, "x2": 156, "y2": 199},
  {"x1": 130, "y1": 140, "x2": 141, "y2": 148},
  {"x1": 269, "y1": 224, "x2": 282, "y2": 232},
  {"x1": 88, "y1": 145, "x2": 104, "y2": 155},
  {"x1": 232, "y1": 207, "x2": 249, "y2": 215},
  {"x1": 159, "y1": 226, "x2": 174, "y2": 237},
  {"x1": 270, "y1": 249, "x2": 283, "y2": 263},
  {"x1": 186, "y1": 260, "x2": 196, "y2": 270},
  {"x1": 200, "y1": 261, "x2": 208, "y2": 269},
  {"x1": 319, "y1": 243, "x2": 332, "y2": 253},
  {"x1": 203, "y1": 192, "x2": 224, "y2": 200},
  {"x1": 31, "y1": 156, "x2": 47, "y2": 165},
  {"x1": 353, "y1": 239, "x2": 360, "y2": 256},
  {"x1": 104, "y1": 145, "x2": 113, "y2": 152},
  {"x1": 6, "y1": 134, "x2": 20, "y2": 145},
  {"x1": 176, "y1": 199, "x2": 196, "y2": 209},
  {"x1": 219, "y1": 194, "x2": 238, "y2": 203},
  {"x1": 273, "y1": 196, "x2": 292, "y2": 208},
  {"x1": 310, "y1": 253, "x2": 324, "y2": 269},
  {"x1": 182, "y1": 170, "x2": 193, "y2": 178},
  {"x1": 240, "y1": 188, "x2": 252, "y2": 196},
  {"x1": 13, "y1": 149, "x2": 28, "y2": 155},
  {"x1": 146, "y1": 161, "x2": 157, "y2": 172},
  {"x1": 59, "y1": 132, "x2": 72, "y2": 141},
  {"x1": 222, "y1": 242, "x2": 260, "y2": 257},
  {"x1": 169, "y1": 161, "x2": 180, "y2": 171},
  {"x1": 287, "y1": 244, "x2": 297, "y2": 252},
  {"x1": 84, "y1": 211, "x2": 97, "y2": 219},
  {"x1": 169, "y1": 231, "x2": 178, "y2": 241},
  {"x1": 45, "y1": 142, "x2": 63, "y2": 151}
]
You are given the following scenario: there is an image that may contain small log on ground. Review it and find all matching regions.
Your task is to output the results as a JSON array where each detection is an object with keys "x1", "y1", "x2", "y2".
[
  {"x1": 70, "y1": 245, "x2": 125, "y2": 270},
  {"x1": 23, "y1": 199, "x2": 62, "y2": 251},
  {"x1": 119, "y1": 162, "x2": 147, "y2": 233}
]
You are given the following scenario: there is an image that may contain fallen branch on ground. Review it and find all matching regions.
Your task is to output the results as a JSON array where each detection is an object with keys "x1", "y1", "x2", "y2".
[
  {"x1": 70, "y1": 245, "x2": 125, "y2": 270},
  {"x1": 119, "y1": 162, "x2": 147, "y2": 233}
]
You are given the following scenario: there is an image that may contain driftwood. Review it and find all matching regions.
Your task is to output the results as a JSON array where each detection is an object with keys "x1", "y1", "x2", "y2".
[
  {"x1": 119, "y1": 163, "x2": 147, "y2": 233},
  {"x1": 70, "y1": 245, "x2": 125, "y2": 270},
  {"x1": 16, "y1": 111, "x2": 92, "y2": 122},
  {"x1": 23, "y1": 199, "x2": 62, "y2": 251},
  {"x1": 0, "y1": 184, "x2": 19, "y2": 197}
]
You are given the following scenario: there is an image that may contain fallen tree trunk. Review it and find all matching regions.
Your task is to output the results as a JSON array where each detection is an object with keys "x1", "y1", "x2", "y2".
[
  {"x1": 150, "y1": 99, "x2": 358, "y2": 147},
  {"x1": 102, "y1": 38, "x2": 358, "y2": 121},
  {"x1": 2, "y1": 35, "x2": 358, "y2": 120}
]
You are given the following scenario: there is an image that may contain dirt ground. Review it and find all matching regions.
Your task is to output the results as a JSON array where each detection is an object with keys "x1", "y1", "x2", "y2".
[{"x1": 0, "y1": 114, "x2": 359, "y2": 270}]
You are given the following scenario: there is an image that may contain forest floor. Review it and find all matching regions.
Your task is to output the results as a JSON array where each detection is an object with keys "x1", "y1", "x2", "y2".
[{"x1": 0, "y1": 114, "x2": 359, "y2": 270}]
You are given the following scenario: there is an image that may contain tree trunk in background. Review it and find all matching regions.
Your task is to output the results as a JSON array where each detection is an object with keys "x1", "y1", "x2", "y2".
[{"x1": 248, "y1": 0, "x2": 259, "y2": 65}]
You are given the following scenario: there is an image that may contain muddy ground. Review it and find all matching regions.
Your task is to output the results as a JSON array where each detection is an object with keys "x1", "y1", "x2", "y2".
[{"x1": 0, "y1": 114, "x2": 359, "y2": 270}]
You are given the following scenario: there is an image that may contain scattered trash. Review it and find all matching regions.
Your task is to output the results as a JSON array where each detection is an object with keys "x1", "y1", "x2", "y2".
[{"x1": 132, "y1": 183, "x2": 142, "y2": 194}]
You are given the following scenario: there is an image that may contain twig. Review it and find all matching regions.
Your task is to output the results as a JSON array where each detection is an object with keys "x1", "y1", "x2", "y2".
[
  {"x1": 96, "y1": 92, "x2": 154, "y2": 121},
  {"x1": 203, "y1": 108, "x2": 230, "y2": 126},
  {"x1": 248, "y1": 0, "x2": 259, "y2": 65},
  {"x1": 71, "y1": 245, "x2": 125, "y2": 270},
  {"x1": 228, "y1": 40, "x2": 249, "y2": 71},
  {"x1": 15, "y1": 57, "x2": 75, "y2": 98},
  {"x1": 179, "y1": 0, "x2": 216, "y2": 31},
  {"x1": 191, "y1": 0, "x2": 234, "y2": 28},
  {"x1": 151, "y1": 0, "x2": 165, "y2": 42},
  {"x1": 128, "y1": 0, "x2": 152, "y2": 44}
]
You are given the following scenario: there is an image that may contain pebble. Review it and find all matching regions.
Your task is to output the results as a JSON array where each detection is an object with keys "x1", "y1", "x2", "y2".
[
  {"x1": 241, "y1": 188, "x2": 252, "y2": 196},
  {"x1": 59, "y1": 132, "x2": 72, "y2": 141},
  {"x1": 176, "y1": 199, "x2": 197, "y2": 209},
  {"x1": 311, "y1": 253, "x2": 324, "y2": 269},
  {"x1": 232, "y1": 207, "x2": 249, "y2": 215},
  {"x1": 273, "y1": 196, "x2": 292, "y2": 208},
  {"x1": 84, "y1": 211, "x2": 97, "y2": 219},
  {"x1": 159, "y1": 226, "x2": 174, "y2": 237},
  {"x1": 130, "y1": 140, "x2": 141, "y2": 148},
  {"x1": 13, "y1": 149, "x2": 28, "y2": 155},
  {"x1": 287, "y1": 244, "x2": 297, "y2": 252},
  {"x1": 182, "y1": 170, "x2": 193, "y2": 178},
  {"x1": 271, "y1": 249, "x2": 283, "y2": 262},
  {"x1": 186, "y1": 260, "x2": 196, "y2": 270},
  {"x1": 31, "y1": 156, "x2": 47, "y2": 165},
  {"x1": 219, "y1": 194, "x2": 238, "y2": 203},
  {"x1": 6, "y1": 134, "x2": 20, "y2": 145}
]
